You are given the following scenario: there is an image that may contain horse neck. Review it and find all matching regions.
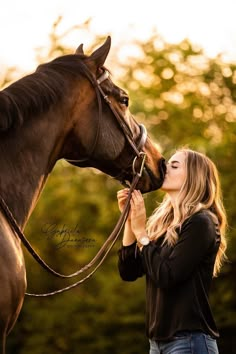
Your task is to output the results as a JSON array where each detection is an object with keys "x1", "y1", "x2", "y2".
[{"x1": 0, "y1": 109, "x2": 66, "y2": 230}]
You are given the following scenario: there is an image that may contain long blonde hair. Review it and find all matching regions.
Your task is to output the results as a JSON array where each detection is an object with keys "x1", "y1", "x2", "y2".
[{"x1": 146, "y1": 148, "x2": 227, "y2": 276}]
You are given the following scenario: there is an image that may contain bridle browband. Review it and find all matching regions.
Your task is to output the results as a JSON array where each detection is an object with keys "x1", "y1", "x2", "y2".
[{"x1": 0, "y1": 67, "x2": 148, "y2": 297}]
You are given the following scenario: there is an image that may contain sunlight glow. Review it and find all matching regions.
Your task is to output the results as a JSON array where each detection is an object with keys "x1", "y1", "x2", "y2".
[{"x1": 0, "y1": 0, "x2": 236, "y2": 73}]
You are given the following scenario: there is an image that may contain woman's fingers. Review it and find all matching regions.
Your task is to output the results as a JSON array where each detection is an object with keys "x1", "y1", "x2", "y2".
[
  {"x1": 117, "y1": 189, "x2": 130, "y2": 212},
  {"x1": 117, "y1": 189, "x2": 145, "y2": 225},
  {"x1": 130, "y1": 191, "x2": 145, "y2": 213},
  {"x1": 118, "y1": 190, "x2": 142, "y2": 207},
  {"x1": 131, "y1": 190, "x2": 144, "y2": 207},
  {"x1": 117, "y1": 189, "x2": 129, "y2": 198},
  {"x1": 129, "y1": 190, "x2": 146, "y2": 237}
]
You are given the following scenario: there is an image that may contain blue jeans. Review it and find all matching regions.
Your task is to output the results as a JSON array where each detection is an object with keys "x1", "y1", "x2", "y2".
[{"x1": 149, "y1": 331, "x2": 219, "y2": 354}]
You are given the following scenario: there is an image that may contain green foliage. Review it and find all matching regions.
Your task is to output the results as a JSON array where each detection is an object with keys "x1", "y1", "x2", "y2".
[
  {"x1": 119, "y1": 35, "x2": 236, "y2": 343},
  {"x1": 118, "y1": 35, "x2": 236, "y2": 352},
  {"x1": 2, "y1": 25, "x2": 236, "y2": 354}
]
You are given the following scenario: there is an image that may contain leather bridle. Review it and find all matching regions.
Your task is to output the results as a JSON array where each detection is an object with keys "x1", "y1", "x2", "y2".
[
  {"x1": 0, "y1": 68, "x2": 148, "y2": 297},
  {"x1": 66, "y1": 69, "x2": 148, "y2": 186},
  {"x1": 96, "y1": 70, "x2": 147, "y2": 158}
]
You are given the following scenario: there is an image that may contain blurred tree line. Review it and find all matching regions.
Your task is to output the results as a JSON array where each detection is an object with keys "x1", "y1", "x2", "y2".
[{"x1": 1, "y1": 19, "x2": 235, "y2": 354}]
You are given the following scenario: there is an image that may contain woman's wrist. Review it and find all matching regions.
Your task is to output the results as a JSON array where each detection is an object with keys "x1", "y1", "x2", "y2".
[
  {"x1": 122, "y1": 221, "x2": 136, "y2": 246},
  {"x1": 135, "y1": 230, "x2": 148, "y2": 241}
]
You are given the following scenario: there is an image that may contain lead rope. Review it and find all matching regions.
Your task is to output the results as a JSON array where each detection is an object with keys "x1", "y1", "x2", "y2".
[
  {"x1": 0, "y1": 154, "x2": 146, "y2": 297},
  {"x1": 25, "y1": 173, "x2": 141, "y2": 297}
]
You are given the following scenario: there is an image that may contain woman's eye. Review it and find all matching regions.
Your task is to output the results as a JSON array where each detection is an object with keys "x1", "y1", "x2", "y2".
[{"x1": 120, "y1": 96, "x2": 129, "y2": 107}]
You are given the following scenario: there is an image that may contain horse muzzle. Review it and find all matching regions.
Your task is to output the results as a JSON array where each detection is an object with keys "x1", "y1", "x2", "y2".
[{"x1": 119, "y1": 156, "x2": 166, "y2": 193}]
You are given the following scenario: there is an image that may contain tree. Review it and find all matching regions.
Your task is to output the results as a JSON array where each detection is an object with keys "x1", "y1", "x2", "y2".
[
  {"x1": 2, "y1": 26, "x2": 236, "y2": 354},
  {"x1": 118, "y1": 33, "x2": 236, "y2": 353}
]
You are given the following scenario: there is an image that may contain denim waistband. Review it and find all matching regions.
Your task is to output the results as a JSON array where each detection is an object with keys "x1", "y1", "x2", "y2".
[{"x1": 174, "y1": 330, "x2": 206, "y2": 337}]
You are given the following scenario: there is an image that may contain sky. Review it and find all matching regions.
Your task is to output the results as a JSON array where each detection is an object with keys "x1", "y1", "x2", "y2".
[{"x1": 0, "y1": 0, "x2": 236, "y2": 73}]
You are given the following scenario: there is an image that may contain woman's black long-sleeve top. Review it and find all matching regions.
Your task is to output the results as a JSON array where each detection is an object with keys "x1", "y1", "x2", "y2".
[{"x1": 118, "y1": 211, "x2": 220, "y2": 341}]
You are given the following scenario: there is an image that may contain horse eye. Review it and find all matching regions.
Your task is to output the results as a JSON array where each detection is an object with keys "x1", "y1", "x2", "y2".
[{"x1": 120, "y1": 96, "x2": 129, "y2": 107}]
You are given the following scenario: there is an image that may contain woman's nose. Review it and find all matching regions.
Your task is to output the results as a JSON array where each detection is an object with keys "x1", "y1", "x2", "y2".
[{"x1": 166, "y1": 163, "x2": 170, "y2": 174}]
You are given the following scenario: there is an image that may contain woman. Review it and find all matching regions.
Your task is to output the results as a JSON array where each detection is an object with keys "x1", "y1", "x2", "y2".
[{"x1": 117, "y1": 148, "x2": 227, "y2": 354}]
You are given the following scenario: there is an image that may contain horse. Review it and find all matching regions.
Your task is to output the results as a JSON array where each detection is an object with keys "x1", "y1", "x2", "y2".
[{"x1": 0, "y1": 36, "x2": 166, "y2": 353}]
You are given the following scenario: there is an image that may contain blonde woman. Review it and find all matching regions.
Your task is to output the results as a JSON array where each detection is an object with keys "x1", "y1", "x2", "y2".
[{"x1": 117, "y1": 149, "x2": 227, "y2": 354}]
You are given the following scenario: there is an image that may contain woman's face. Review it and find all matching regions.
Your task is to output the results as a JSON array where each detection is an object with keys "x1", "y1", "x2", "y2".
[{"x1": 161, "y1": 151, "x2": 187, "y2": 194}]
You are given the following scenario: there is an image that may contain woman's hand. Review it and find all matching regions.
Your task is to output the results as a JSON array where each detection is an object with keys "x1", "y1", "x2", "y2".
[
  {"x1": 117, "y1": 189, "x2": 131, "y2": 220},
  {"x1": 117, "y1": 189, "x2": 147, "y2": 238},
  {"x1": 130, "y1": 190, "x2": 147, "y2": 239}
]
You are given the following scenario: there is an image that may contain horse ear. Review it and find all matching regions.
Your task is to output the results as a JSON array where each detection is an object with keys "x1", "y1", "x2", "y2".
[
  {"x1": 89, "y1": 36, "x2": 111, "y2": 67},
  {"x1": 75, "y1": 44, "x2": 84, "y2": 55}
]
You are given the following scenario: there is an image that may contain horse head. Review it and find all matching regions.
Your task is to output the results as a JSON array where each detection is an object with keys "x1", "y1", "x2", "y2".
[{"x1": 60, "y1": 37, "x2": 166, "y2": 193}]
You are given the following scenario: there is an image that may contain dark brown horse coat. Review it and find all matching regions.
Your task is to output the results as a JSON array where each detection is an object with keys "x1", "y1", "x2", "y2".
[{"x1": 0, "y1": 37, "x2": 165, "y2": 353}]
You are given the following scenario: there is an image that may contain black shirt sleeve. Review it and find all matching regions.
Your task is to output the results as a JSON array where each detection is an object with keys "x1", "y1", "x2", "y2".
[
  {"x1": 118, "y1": 242, "x2": 144, "y2": 281},
  {"x1": 141, "y1": 212, "x2": 217, "y2": 288}
]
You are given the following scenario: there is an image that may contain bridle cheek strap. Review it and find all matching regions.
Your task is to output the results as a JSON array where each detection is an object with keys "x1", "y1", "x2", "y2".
[{"x1": 96, "y1": 70, "x2": 147, "y2": 158}]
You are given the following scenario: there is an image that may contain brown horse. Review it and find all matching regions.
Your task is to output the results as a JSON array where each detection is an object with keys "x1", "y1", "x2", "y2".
[{"x1": 0, "y1": 37, "x2": 165, "y2": 353}]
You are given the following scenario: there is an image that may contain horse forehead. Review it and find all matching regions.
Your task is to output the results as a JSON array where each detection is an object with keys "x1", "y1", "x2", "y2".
[
  {"x1": 113, "y1": 85, "x2": 126, "y2": 95},
  {"x1": 103, "y1": 80, "x2": 124, "y2": 98}
]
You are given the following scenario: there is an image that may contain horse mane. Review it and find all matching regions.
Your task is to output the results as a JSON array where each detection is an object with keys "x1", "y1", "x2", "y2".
[{"x1": 0, "y1": 54, "x2": 95, "y2": 133}]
